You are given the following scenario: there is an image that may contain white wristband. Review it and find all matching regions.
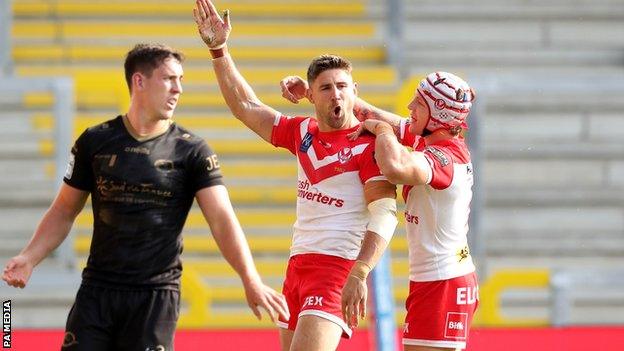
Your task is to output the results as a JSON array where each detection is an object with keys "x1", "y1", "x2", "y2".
[
  {"x1": 209, "y1": 42, "x2": 227, "y2": 50},
  {"x1": 367, "y1": 197, "x2": 398, "y2": 243}
]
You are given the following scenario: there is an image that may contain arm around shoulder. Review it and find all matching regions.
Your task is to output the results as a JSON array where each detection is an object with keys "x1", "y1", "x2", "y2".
[
  {"x1": 354, "y1": 97, "x2": 404, "y2": 135},
  {"x1": 374, "y1": 134, "x2": 431, "y2": 186}
]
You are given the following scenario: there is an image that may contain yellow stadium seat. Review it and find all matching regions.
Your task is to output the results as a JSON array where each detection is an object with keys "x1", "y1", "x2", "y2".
[
  {"x1": 16, "y1": 66, "x2": 396, "y2": 85},
  {"x1": 13, "y1": 21, "x2": 375, "y2": 39},
  {"x1": 74, "y1": 209, "x2": 297, "y2": 229},
  {"x1": 75, "y1": 234, "x2": 409, "y2": 255},
  {"x1": 14, "y1": 45, "x2": 385, "y2": 63},
  {"x1": 14, "y1": 0, "x2": 366, "y2": 18},
  {"x1": 14, "y1": 0, "x2": 407, "y2": 330},
  {"x1": 184, "y1": 258, "x2": 410, "y2": 277}
]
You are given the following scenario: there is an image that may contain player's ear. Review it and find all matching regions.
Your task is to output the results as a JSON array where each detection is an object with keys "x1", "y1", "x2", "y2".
[
  {"x1": 353, "y1": 82, "x2": 358, "y2": 96},
  {"x1": 306, "y1": 87, "x2": 314, "y2": 104},
  {"x1": 132, "y1": 72, "x2": 144, "y2": 91}
]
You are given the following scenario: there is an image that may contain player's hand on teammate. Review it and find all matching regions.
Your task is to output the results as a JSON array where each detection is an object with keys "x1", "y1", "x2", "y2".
[
  {"x1": 280, "y1": 76, "x2": 309, "y2": 104},
  {"x1": 243, "y1": 278, "x2": 290, "y2": 323},
  {"x1": 348, "y1": 119, "x2": 392, "y2": 140},
  {"x1": 194, "y1": 0, "x2": 231, "y2": 50},
  {"x1": 341, "y1": 274, "x2": 368, "y2": 329},
  {"x1": 2, "y1": 255, "x2": 34, "y2": 289}
]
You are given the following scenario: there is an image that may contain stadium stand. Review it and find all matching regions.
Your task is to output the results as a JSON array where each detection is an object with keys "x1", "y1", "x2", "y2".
[
  {"x1": 399, "y1": 0, "x2": 624, "y2": 325},
  {"x1": 1, "y1": 0, "x2": 623, "y2": 329},
  {"x1": 2, "y1": 0, "x2": 404, "y2": 328}
]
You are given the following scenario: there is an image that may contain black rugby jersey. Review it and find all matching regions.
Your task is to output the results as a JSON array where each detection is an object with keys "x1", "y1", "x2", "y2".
[{"x1": 64, "y1": 115, "x2": 223, "y2": 288}]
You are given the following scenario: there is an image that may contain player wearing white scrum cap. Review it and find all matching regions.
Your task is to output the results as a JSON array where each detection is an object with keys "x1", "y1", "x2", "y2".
[
  {"x1": 281, "y1": 71, "x2": 479, "y2": 351},
  {"x1": 416, "y1": 71, "x2": 475, "y2": 132}
]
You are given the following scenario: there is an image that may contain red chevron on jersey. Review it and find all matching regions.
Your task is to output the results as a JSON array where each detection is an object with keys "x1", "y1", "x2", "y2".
[
  {"x1": 297, "y1": 142, "x2": 368, "y2": 184},
  {"x1": 272, "y1": 115, "x2": 379, "y2": 185},
  {"x1": 271, "y1": 114, "x2": 386, "y2": 260}
]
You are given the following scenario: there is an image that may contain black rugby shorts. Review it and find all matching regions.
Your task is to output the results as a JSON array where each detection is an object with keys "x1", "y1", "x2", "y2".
[{"x1": 61, "y1": 284, "x2": 179, "y2": 351}]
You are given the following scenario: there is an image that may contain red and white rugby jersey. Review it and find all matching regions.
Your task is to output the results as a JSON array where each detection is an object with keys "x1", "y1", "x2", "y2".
[
  {"x1": 271, "y1": 115, "x2": 387, "y2": 260},
  {"x1": 399, "y1": 120, "x2": 476, "y2": 281}
]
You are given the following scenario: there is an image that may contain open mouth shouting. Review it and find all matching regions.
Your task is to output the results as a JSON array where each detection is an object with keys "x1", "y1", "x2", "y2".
[{"x1": 332, "y1": 105, "x2": 342, "y2": 119}]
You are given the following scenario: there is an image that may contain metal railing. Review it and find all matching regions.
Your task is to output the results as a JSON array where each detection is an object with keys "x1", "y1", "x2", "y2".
[
  {"x1": 386, "y1": 0, "x2": 405, "y2": 78},
  {"x1": 551, "y1": 268, "x2": 624, "y2": 326},
  {"x1": 468, "y1": 72, "x2": 624, "y2": 277},
  {"x1": 370, "y1": 252, "x2": 397, "y2": 351},
  {"x1": 0, "y1": 77, "x2": 76, "y2": 269},
  {"x1": 0, "y1": 0, "x2": 12, "y2": 76},
  {"x1": 466, "y1": 91, "x2": 486, "y2": 279},
  {"x1": 470, "y1": 72, "x2": 624, "y2": 326}
]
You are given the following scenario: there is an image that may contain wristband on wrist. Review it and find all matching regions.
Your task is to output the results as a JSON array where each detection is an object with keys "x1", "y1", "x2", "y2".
[
  {"x1": 210, "y1": 43, "x2": 227, "y2": 59},
  {"x1": 350, "y1": 260, "x2": 372, "y2": 281}
]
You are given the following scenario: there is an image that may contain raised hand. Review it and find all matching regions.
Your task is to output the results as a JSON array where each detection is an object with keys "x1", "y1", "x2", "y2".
[
  {"x1": 2, "y1": 255, "x2": 34, "y2": 289},
  {"x1": 348, "y1": 119, "x2": 393, "y2": 140},
  {"x1": 279, "y1": 76, "x2": 309, "y2": 104},
  {"x1": 193, "y1": 0, "x2": 231, "y2": 49}
]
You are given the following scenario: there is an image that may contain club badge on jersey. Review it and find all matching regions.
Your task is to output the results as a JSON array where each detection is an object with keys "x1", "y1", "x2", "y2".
[
  {"x1": 337, "y1": 147, "x2": 353, "y2": 164},
  {"x1": 299, "y1": 132, "x2": 313, "y2": 152}
]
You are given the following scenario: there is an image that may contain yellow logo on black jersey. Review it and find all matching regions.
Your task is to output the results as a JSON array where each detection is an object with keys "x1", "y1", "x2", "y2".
[{"x1": 154, "y1": 159, "x2": 174, "y2": 171}]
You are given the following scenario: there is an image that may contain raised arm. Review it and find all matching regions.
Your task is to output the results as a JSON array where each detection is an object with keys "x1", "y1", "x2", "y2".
[
  {"x1": 2, "y1": 184, "x2": 88, "y2": 288},
  {"x1": 195, "y1": 185, "x2": 289, "y2": 322},
  {"x1": 194, "y1": 0, "x2": 279, "y2": 143}
]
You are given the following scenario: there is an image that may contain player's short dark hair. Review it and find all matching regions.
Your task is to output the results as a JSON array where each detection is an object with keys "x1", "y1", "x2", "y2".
[
  {"x1": 124, "y1": 43, "x2": 184, "y2": 93},
  {"x1": 306, "y1": 54, "x2": 352, "y2": 85}
]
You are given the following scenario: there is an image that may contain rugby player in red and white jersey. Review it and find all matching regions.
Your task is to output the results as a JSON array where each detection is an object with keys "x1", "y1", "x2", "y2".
[
  {"x1": 281, "y1": 72, "x2": 479, "y2": 351},
  {"x1": 194, "y1": 1, "x2": 399, "y2": 350}
]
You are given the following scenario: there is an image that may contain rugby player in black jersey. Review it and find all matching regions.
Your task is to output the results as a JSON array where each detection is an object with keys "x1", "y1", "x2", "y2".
[{"x1": 2, "y1": 43, "x2": 288, "y2": 350}]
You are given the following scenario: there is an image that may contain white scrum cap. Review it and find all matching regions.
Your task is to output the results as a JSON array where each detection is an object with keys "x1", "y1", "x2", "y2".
[{"x1": 417, "y1": 72, "x2": 475, "y2": 131}]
